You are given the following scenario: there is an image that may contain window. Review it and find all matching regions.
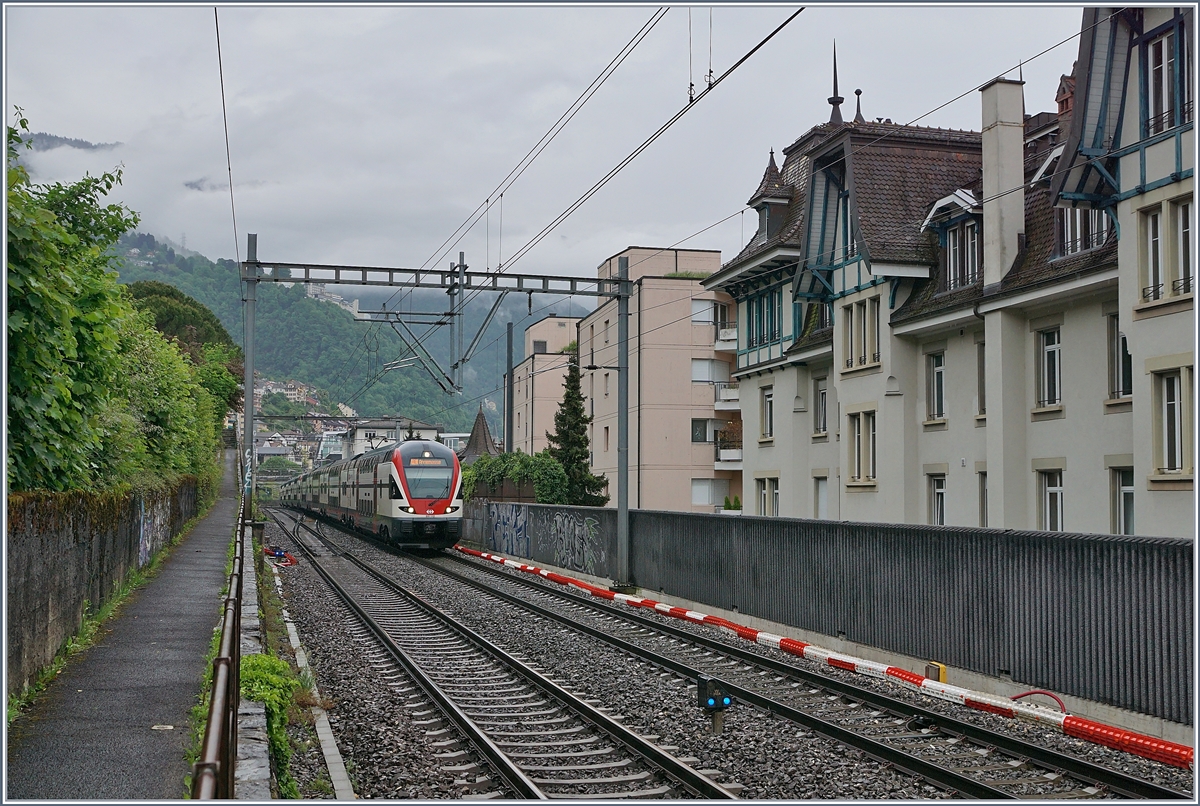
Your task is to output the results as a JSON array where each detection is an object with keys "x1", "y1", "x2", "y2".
[
  {"x1": 1041, "y1": 470, "x2": 1064, "y2": 531},
  {"x1": 856, "y1": 300, "x2": 867, "y2": 364},
  {"x1": 604, "y1": 319, "x2": 610, "y2": 343},
  {"x1": 978, "y1": 472, "x2": 988, "y2": 527},
  {"x1": 753, "y1": 477, "x2": 779, "y2": 515},
  {"x1": 761, "y1": 387, "x2": 774, "y2": 438},
  {"x1": 814, "y1": 477, "x2": 828, "y2": 519},
  {"x1": 1145, "y1": 210, "x2": 1164, "y2": 301},
  {"x1": 946, "y1": 220, "x2": 980, "y2": 287},
  {"x1": 814, "y1": 377, "x2": 828, "y2": 434},
  {"x1": 927, "y1": 352, "x2": 946, "y2": 419},
  {"x1": 976, "y1": 342, "x2": 987, "y2": 415},
  {"x1": 1107, "y1": 314, "x2": 1132, "y2": 399},
  {"x1": 1161, "y1": 371, "x2": 1183, "y2": 472},
  {"x1": 604, "y1": 372, "x2": 610, "y2": 397},
  {"x1": 842, "y1": 304, "x2": 855, "y2": 368},
  {"x1": 691, "y1": 359, "x2": 728, "y2": 383},
  {"x1": 847, "y1": 411, "x2": 876, "y2": 482},
  {"x1": 691, "y1": 299, "x2": 713, "y2": 324},
  {"x1": 1038, "y1": 329, "x2": 1061, "y2": 407},
  {"x1": 1057, "y1": 207, "x2": 1110, "y2": 255},
  {"x1": 691, "y1": 419, "x2": 710, "y2": 443},
  {"x1": 866, "y1": 412, "x2": 876, "y2": 480},
  {"x1": 602, "y1": 426, "x2": 610, "y2": 452},
  {"x1": 929, "y1": 475, "x2": 946, "y2": 526},
  {"x1": 692, "y1": 478, "x2": 730, "y2": 507},
  {"x1": 1114, "y1": 468, "x2": 1134, "y2": 535},
  {"x1": 873, "y1": 296, "x2": 883, "y2": 362},
  {"x1": 589, "y1": 325, "x2": 595, "y2": 364},
  {"x1": 1146, "y1": 24, "x2": 1192, "y2": 135},
  {"x1": 1176, "y1": 200, "x2": 1193, "y2": 295},
  {"x1": 817, "y1": 301, "x2": 833, "y2": 330},
  {"x1": 533, "y1": 340, "x2": 547, "y2": 354}
]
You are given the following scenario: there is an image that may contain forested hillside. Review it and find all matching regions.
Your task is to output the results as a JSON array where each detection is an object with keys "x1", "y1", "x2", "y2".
[{"x1": 113, "y1": 233, "x2": 593, "y2": 432}]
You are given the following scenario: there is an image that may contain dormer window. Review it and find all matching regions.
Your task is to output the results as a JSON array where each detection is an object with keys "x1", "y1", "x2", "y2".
[
  {"x1": 1057, "y1": 207, "x2": 1110, "y2": 255},
  {"x1": 946, "y1": 220, "x2": 979, "y2": 289}
]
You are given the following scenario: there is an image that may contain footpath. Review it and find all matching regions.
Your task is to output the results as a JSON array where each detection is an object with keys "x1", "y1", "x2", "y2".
[{"x1": 6, "y1": 450, "x2": 239, "y2": 799}]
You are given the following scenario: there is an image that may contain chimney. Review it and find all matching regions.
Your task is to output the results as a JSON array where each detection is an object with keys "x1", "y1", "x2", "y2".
[{"x1": 981, "y1": 77, "x2": 1026, "y2": 287}]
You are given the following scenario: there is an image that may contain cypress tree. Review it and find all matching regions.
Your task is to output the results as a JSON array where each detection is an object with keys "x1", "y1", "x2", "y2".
[{"x1": 546, "y1": 352, "x2": 609, "y2": 506}]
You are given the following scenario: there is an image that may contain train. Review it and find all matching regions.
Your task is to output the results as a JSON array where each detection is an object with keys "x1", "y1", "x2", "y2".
[{"x1": 278, "y1": 439, "x2": 463, "y2": 550}]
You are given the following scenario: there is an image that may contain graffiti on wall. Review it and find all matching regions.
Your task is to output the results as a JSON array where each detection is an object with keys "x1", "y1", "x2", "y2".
[
  {"x1": 488, "y1": 503, "x2": 529, "y2": 558},
  {"x1": 550, "y1": 510, "x2": 604, "y2": 575}
]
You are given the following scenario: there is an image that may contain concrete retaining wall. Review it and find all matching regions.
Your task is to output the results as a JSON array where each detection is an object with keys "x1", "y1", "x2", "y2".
[{"x1": 7, "y1": 479, "x2": 198, "y2": 697}]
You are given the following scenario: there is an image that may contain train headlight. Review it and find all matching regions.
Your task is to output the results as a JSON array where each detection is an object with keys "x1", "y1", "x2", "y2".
[
  {"x1": 447, "y1": 505, "x2": 459, "y2": 513},
  {"x1": 405, "y1": 507, "x2": 416, "y2": 513}
]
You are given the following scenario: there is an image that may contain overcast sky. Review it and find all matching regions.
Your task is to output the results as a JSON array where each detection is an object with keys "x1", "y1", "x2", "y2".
[{"x1": 7, "y1": 3, "x2": 1085, "y2": 282}]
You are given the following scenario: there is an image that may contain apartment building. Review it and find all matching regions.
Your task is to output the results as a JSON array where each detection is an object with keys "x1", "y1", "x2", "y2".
[
  {"x1": 703, "y1": 10, "x2": 1193, "y2": 538},
  {"x1": 582, "y1": 247, "x2": 742, "y2": 513},
  {"x1": 508, "y1": 314, "x2": 581, "y2": 455}
]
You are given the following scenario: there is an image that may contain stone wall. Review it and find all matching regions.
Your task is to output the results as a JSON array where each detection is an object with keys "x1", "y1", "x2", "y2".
[{"x1": 6, "y1": 479, "x2": 198, "y2": 696}]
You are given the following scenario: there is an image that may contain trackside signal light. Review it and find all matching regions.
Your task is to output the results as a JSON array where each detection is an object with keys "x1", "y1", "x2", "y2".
[{"x1": 697, "y1": 674, "x2": 732, "y2": 712}]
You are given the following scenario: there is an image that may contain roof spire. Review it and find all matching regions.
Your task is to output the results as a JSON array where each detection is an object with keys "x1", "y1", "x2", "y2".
[
  {"x1": 828, "y1": 40, "x2": 844, "y2": 124},
  {"x1": 853, "y1": 88, "x2": 865, "y2": 123}
]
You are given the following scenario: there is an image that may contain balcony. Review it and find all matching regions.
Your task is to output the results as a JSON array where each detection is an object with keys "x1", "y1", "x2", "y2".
[
  {"x1": 714, "y1": 428, "x2": 743, "y2": 470},
  {"x1": 714, "y1": 381, "x2": 740, "y2": 411},
  {"x1": 714, "y1": 321, "x2": 738, "y2": 352}
]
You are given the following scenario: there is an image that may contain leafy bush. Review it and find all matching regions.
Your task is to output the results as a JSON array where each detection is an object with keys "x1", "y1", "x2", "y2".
[{"x1": 462, "y1": 450, "x2": 569, "y2": 505}]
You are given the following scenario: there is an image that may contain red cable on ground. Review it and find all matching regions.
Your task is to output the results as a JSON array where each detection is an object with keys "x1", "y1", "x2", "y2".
[{"x1": 1012, "y1": 689, "x2": 1066, "y2": 713}]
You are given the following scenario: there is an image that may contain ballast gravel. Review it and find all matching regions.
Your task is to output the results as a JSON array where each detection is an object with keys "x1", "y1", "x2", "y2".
[
  {"x1": 266, "y1": 521, "x2": 482, "y2": 800},
  {"x1": 441, "y1": 547, "x2": 1196, "y2": 797},
  {"x1": 271, "y1": 519, "x2": 1193, "y2": 799}
]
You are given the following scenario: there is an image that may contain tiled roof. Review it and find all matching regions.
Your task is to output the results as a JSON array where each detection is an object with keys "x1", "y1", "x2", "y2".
[
  {"x1": 891, "y1": 181, "x2": 1117, "y2": 326},
  {"x1": 722, "y1": 121, "x2": 982, "y2": 274},
  {"x1": 459, "y1": 406, "x2": 502, "y2": 466},
  {"x1": 747, "y1": 151, "x2": 792, "y2": 206},
  {"x1": 851, "y1": 140, "x2": 980, "y2": 265}
]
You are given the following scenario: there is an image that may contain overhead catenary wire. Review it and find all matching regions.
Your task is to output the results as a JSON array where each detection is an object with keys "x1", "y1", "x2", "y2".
[
  {"x1": 498, "y1": 8, "x2": 805, "y2": 274},
  {"x1": 213, "y1": 8, "x2": 240, "y2": 267},
  {"x1": 333, "y1": 8, "x2": 676, "y2": 403}
]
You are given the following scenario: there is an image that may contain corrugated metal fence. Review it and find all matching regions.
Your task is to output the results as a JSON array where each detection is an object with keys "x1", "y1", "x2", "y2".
[{"x1": 466, "y1": 502, "x2": 1193, "y2": 725}]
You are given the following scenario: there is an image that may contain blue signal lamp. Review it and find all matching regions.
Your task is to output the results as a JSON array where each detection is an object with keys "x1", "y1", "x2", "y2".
[{"x1": 697, "y1": 674, "x2": 733, "y2": 712}]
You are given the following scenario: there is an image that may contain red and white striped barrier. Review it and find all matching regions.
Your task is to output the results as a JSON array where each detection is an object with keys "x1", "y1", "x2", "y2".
[{"x1": 456, "y1": 546, "x2": 1194, "y2": 770}]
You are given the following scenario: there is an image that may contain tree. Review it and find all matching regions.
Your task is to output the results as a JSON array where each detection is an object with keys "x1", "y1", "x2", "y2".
[
  {"x1": 545, "y1": 352, "x2": 608, "y2": 506},
  {"x1": 7, "y1": 111, "x2": 140, "y2": 490}
]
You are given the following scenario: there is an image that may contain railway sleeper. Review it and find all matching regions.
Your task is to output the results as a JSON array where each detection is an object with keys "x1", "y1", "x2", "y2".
[
  {"x1": 523, "y1": 759, "x2": 634, "y2": 773},
  {"x1": 505, "y1": 747, "x2": 618, "y2": 760},
  {"x1": 531, "y1": 771, "x2": 653, "y2": 786},
  {"x1": 486, "y1": 724, "x2": 588, "y2": 738},
  {"x1": 549, "y1": 784, "x2": 673, "y2": 799},
  {"x1": 495, "y1": 736, "x2": 602, "y2": 749}
]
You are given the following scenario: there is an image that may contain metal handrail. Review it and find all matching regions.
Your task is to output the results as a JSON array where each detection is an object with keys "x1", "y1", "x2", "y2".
[{"x1": 191, "y1": 467, "x2": 246, "y2": 798}]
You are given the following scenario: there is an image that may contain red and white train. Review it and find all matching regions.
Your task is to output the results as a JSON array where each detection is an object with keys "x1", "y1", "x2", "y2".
[{"x1": 279, "y1": 439, "x2": 463, "y2": 549}]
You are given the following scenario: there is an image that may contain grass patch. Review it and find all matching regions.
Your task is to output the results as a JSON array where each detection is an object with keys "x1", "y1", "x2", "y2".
[
  {"x1": 6, "y1": 500, "x2": 217, "y2": 727},
  {"x1": 241, "y1": 653, "x2": 301, "y2": 799}
]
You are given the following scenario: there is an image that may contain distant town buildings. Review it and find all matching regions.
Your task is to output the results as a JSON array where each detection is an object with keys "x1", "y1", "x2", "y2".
[{"x1": 306, "y1": 282, "x2": 360, "y2": 316}]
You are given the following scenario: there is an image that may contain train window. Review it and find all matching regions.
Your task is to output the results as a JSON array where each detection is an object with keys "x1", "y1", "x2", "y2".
[{"x1": 390, "y1": 477, "x2": 405, "y2": 500}]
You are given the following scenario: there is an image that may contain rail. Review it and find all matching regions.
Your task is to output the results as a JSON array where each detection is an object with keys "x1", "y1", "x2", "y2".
[{"x1": 190, "y1": 467, "x2": 246, "y2": 798}]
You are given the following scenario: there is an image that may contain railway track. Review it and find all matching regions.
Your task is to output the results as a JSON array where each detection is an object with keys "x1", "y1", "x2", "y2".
[
  {"x1": 281, "y1": 510, "x2": 1187, "y2": 801},
  {"x1": 413, "y1": 550, "x2": 1191, "y2": 801},
  {"x1": 269, "y1": 509, "x2": 736, "y2": 800}
]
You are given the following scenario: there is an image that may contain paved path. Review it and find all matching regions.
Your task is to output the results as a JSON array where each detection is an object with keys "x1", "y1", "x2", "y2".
[{"x1": 6, "y1": 450, "x2": 239, "y2": 799}]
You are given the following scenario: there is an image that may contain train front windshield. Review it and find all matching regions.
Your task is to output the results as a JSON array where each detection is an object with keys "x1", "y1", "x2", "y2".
[{"x1": 405, "y1": 467, "x2": 453, "y2": 499}]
